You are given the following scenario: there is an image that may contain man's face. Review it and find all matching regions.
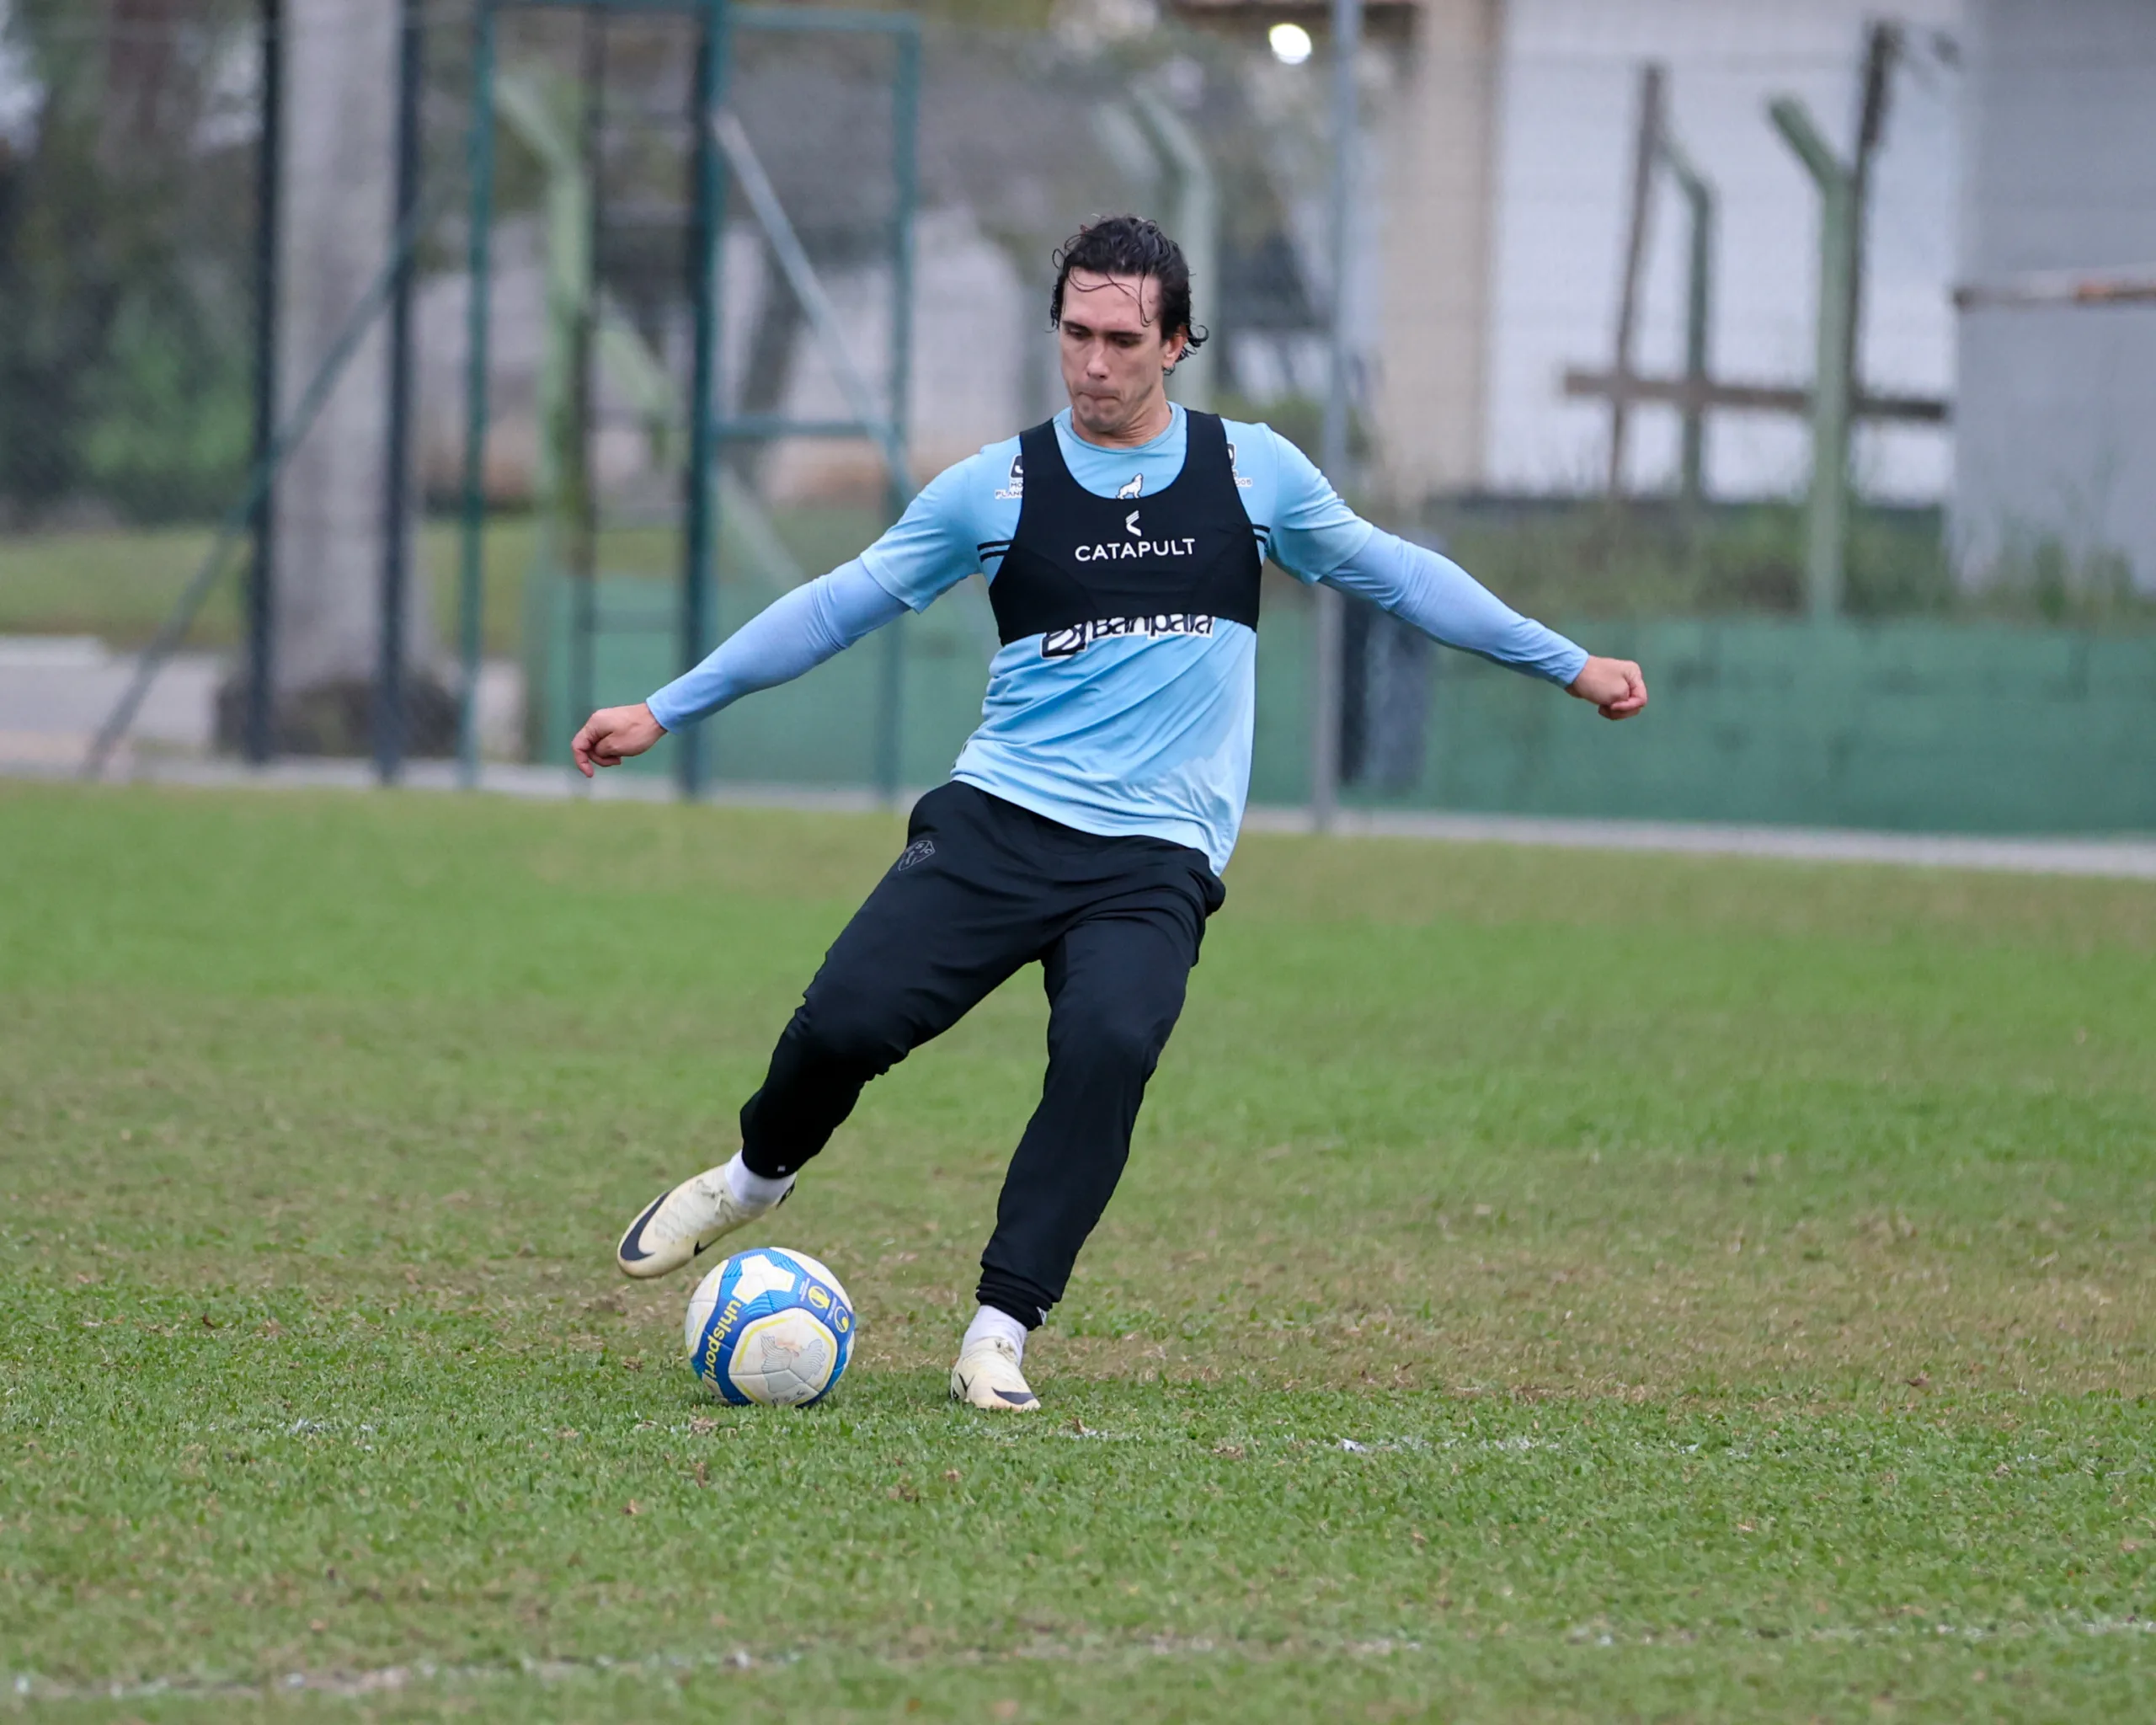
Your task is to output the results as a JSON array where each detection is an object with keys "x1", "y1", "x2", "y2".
[{"x1": 1058, "y1": 269, "x2": 1189, "y2": 441}]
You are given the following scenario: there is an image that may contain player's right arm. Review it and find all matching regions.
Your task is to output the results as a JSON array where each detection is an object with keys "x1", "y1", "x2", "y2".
[
  {"x1": 571, "y1": 563, "x2": 905, "y2": 774},
  {"x1": 572, "y1": 456, "x2": 993, "y2": 775}
]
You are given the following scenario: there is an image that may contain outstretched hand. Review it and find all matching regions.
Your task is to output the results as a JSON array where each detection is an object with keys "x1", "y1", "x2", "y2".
[
  {"x1": 1567, "y1": 656, "x2": 1649, "y2": 720},
  {"x1": 572, "y1": 702, "x2": 666, "y2": 776}
]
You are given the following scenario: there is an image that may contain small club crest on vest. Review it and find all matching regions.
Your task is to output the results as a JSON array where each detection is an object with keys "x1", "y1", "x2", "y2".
[{"x1": 1117, "y1": 473, "x2": 1143, "y2": 499}]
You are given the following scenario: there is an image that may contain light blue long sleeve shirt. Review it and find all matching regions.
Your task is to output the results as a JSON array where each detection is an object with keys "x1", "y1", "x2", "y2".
[{"x1": 648, "y1": 407, "x2": 1586, "y2": 868}]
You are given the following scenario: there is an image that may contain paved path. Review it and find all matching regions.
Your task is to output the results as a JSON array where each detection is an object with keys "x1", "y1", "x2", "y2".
[
  {"x1": 0, "y1": 637, "x2": 524, "y2": 774},
  {"x1": 0, "y1": 637, "x2": 221, "y2": 770},
  {"x1": 12, "y1": 752, "x2": 2155, "y2": 881}
]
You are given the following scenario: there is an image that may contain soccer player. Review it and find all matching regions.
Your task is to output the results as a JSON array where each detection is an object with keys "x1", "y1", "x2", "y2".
[{"x1": 578, "y1": 215, "x2": 1646, "y2": 1412}]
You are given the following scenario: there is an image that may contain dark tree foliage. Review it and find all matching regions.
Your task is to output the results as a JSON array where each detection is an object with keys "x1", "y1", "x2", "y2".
[{"x1": 0, "y1": 0, "x2": 253, "y2": 521}]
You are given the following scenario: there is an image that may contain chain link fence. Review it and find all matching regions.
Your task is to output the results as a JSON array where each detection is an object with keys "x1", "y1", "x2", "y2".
[{"x1": 4, "y1": 0, "x2": 2153, "y2": 829}]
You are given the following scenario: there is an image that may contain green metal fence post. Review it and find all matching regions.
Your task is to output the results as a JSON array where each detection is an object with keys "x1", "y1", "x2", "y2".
[
  {"x1": 1134, "y1": 87, "x2": 1217, "y2": 414},
  {"x1": 1769, "y1": 96, "x2": 1854, "y2": 622},
  {"x1": 244, "y1": 0, "x2": 281, "y2": 765},
  {"x1": 1606, "y1": 62, "x2": 1664, "y2": 503},
  {"x1": 456, "y1": 1, "x2": 498, "y2": 787},
  {"x1": 874, "y1": 21, "x2": 920, "y2": 804},
  {"x1": 1679, "y1": 178, "x2": 1714, "y2": 510},
  {"x1": 679, "y1": 0, "x2": 729, "y2": 799},
  {"x1": 1657, "y1": 132, "x2": 1715, "y2": 512},
  {"x1": 1311, "y1": 0, "x2": 1361, "y2": 830},
  {"x1": 376, "y1": 0, "x2": 425, "y2": 785},
  {"x1": 568, "y1": 11, "x2": 608, "y2": 766}
]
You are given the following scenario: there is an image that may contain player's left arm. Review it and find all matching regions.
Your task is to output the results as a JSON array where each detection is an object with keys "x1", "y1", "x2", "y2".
[
  {"x1": 1260, "y1": 428, "x2": 1646, "y2": 721},
  {"x1": 1329, "y1": 531, "x2": 1646, "y2": 720}
]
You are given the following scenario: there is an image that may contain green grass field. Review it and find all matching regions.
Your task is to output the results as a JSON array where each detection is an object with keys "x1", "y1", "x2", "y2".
[{"x1": 4, "y1": 782, "x2": 2154, "y2": 1721}]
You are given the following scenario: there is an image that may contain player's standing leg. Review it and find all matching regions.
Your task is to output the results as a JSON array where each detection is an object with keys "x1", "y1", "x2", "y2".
[{"x1": 952, "y1": 879, "x2": 1214, "y2": 1410}]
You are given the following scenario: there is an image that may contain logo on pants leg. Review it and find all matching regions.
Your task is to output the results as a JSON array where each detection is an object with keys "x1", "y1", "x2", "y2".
[{"x1": 895, "y1": 837, "x2": 936, "y2": 872}]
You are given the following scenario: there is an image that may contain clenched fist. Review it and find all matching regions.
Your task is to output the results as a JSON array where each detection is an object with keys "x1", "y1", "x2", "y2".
[
  {"x1": 1566, "y1": 656, "x2": 1648, "y2": 720},
  {"x1": 571, "y1": 702, "x2": 666, "y2": 776}
]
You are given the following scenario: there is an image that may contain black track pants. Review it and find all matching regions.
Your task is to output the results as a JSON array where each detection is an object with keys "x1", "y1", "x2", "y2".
[{"x1": 738, "y1": 782, "x2": 1223, "y2": 1326}]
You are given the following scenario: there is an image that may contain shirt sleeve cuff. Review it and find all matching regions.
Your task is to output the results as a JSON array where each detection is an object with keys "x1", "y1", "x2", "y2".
[{"x1": 857, "y1": 546, "x2": 931, "y2": 614}]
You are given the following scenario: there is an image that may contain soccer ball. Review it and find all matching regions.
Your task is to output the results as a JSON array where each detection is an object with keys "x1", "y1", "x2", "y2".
[{"x1": 683, "y1": 1247, "x2": 855, "y2": 1407}]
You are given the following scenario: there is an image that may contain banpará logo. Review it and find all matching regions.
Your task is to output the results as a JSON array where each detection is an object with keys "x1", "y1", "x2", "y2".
[
  {"x1": 993, "y1": 453, "x2": 1023, "y2": 500},
  {"x1": 895, "y1": 837, "x2": 937, "y2": 872},
  {"x1": 1041, "y1": 613, "x2": 1216, "y2": 659}
]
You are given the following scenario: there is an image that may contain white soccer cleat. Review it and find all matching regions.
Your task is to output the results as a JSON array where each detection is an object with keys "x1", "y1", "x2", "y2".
[
  {"x1": 615, "y1": 1166, "x2": 784, "y2": 1280},
  {"x1": 949, "y1": 1337, "x2": 1041, "y2": 1412}
]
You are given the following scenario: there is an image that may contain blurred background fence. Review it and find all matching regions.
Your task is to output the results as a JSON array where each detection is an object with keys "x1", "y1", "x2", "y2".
[{"x1": 4, "y1": 0, "x2": 2153, "y2": 830}]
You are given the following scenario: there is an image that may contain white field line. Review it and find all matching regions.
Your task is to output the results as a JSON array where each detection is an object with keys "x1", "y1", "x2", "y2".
[
  {"x1": 8, "y1": 756, "x2": 2156, "y2": 880},
  {"x1": 13, "y1": 1616, "x2": 2156, "y2": 1702}
]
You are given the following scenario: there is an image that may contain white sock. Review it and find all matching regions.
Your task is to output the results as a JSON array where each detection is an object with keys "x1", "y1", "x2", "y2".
[
  {"x1": 963, "y1": 1304, "x2": 1028, "y2": 1363},
  {"x1": 723, "y1": 1152, "x2": 794, "y2": 1210}
]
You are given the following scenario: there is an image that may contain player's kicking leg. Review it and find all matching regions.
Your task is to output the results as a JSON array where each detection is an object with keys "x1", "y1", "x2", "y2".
[
  {"x1": 615, "y1": 1156, "x2": 794, "y2": 1279},
  {"x1": 615, "y1": 784, "x2": 1029, "y2": 1281},
  {"x1": 952, "y1": 881, "x2": 1209, "y2": 1412}
]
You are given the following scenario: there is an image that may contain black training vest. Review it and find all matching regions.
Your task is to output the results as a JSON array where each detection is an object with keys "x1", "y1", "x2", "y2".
[{"x1": 987, "y1": 410, "x2": 1262, "y2": 657}]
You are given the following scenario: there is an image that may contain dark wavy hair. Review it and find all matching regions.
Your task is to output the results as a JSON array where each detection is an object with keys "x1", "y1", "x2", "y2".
[{"x1": 1049, "y1": 215, "x2": 1209, "y2": 357}]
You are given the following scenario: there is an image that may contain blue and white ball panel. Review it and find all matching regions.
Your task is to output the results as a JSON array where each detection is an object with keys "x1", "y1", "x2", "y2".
[{"x1": 683, "y1": 1247, "x2": 856, "y2": 1407}]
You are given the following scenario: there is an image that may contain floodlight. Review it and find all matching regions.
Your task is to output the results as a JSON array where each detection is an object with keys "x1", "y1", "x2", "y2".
[{"x1": 1268, "y1": 22, "x2": 1313, "y2": 65}]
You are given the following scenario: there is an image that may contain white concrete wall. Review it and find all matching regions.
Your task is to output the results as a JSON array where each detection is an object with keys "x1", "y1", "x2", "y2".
[
  {"x1": 1369, "y1": 0, "x2": 1505, "y2": 503},
  {"x1": 0, "y1": 639, "x2": 523, "y2": 771},
  {"x1": 1952, "y1": 0, "x2": 2156, "y2": 589},
  {"x1": 1479, "y1": 0, "x2": 1963, "y2": 501}
]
